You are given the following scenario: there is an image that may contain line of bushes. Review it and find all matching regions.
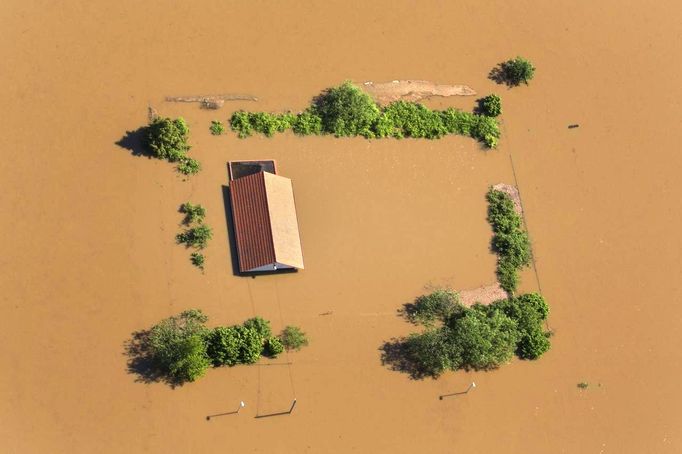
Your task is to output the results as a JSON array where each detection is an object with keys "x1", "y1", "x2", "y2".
[
  {"x1": 176, "y1": 202, "x2": 212, "y2": 270},
  {"x1": 384, "y1": 290, "x2": 550, "y2": 378},
  {"x1": 228, "y1": 81, "x2": 501, "y2": 148},
  {"x1": 134, "y1": 309, "x2": 309, "y2": 385},
  {"x1": 486, "y1": 188, "x2": 532, "y2": 293},
  {"x1": 145, "y1": 117, "x2": 201, "y2": 175}
]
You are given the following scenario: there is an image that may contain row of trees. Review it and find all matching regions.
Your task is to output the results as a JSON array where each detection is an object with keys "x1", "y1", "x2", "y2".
[
  {"x1": 228, "y1": 81, "x2": 501, "y2": 148},
  {"x1": 136, "y1": 309, "x2": 308, "y2": 385},
  {"x1": 486, "y1": 188, "x2": 532, "y2": 293},
  {"x1": 387, "y1": 289, "x2": 550, "y2": 378}
]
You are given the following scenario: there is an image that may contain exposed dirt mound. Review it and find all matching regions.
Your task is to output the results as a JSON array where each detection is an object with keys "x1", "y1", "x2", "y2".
[
  {"x1": 458, "y1": 282, "x2": 507, "y2": 306},
  {"x1": 362, "y1": 80, "x2": 476, "y2": 105}
]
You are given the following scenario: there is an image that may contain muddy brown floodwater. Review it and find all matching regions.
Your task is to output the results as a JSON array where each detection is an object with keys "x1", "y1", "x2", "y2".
[{"x1": 1, "y1": 1, "x2": 681, "y2": 453}]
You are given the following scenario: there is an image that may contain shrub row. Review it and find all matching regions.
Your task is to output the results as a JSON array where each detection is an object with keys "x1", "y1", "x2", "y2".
[
  {"x1": 177, "y1": 202, "x2": 212, "y2": 269},
  {"x1": 486, "y1": 188, "x2": 532, "y2": 293},
  {"x1": 145, "y1": 117, "x2": 201, "y2": 175},
  {"x1": 228, "y1": 81, "x2": 500, "y2": 148},
  {"x1": 402, "y1": 291, "x2": 550, "y2": 377},
  {"x1": 145, "y1": 310, "x2": 308, "y2": 384}
]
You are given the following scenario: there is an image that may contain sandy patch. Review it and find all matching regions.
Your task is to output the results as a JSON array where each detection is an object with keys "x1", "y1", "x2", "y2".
[{"x1": 362, "y1": 80, "x2": 476, "y2": 105}]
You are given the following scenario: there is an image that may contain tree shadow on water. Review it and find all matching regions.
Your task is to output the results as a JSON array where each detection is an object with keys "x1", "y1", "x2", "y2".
[
  {"x1": 115, "y1": 127, "x2": 153, "y2": 158},
  {"x1": 379, "y1": 338, "x2": 436, "y2": 381},
  {"x1": 123, "y1": 329, "x2": 182, "y2": 388}
]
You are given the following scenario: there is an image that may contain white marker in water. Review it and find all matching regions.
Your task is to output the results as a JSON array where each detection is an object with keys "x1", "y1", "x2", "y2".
[{"x1": 237, "y1": 401, "x2": 245, "y2": 413}]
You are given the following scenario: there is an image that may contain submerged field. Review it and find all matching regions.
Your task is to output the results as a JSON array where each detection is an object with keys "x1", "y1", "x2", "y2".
[{"x1": 2, "y1": 1, "x2": 681, "y2": 453}]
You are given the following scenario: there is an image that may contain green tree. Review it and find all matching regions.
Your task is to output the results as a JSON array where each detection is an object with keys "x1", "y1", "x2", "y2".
[
  {"x1": 501, "y1": 56, "x2": 536, "y2": 86},
  {"x1": 479, "y1": 94, "x2": 502, "y2": 117},
  {"x1": 147, "y1": 309, "x2": 211, "y2": 384},
  {"x1": 176, "y1": 224, "x2": 213, "y2": 249},
  {"x1": 407, "y1": 289, "x2": 463, "y2": 326},
  {"x1": 447, "y1": 306, "x2": 519, "y2": 370},
  {"x1": 312, "y1": 81, "x2": 380, "y2": 138},
  {"x1": 210, "y1": 120, "x2": 225, "y2": 135},
  {"x1": 180, "y1": 202, "x2": 206, "y2": 225},
  {"x1": 146, "y1": 117, "x2": 191, "y2": 162},
  {"x1": 263, "y1": 336, "x2": 285, "y2": 358},
  {"x1": 279, "y1": 326, "x2": 309, "y2": 351},
  {"x1": 243, "y1": 317, "x2": 272, "y2": 339}
]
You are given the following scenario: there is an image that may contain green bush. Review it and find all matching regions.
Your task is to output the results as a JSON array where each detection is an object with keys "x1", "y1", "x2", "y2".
[
  {"x1": 230, "y1": 111, "x2": 253, "y2": 138},
  {"x1": 147, "y1": 309, "x2": 211, "y2": 383},
  {"x1": 490, "y1": 293, "x2": 550, "y2": 359},
  {"x1": 206, "y1": 326, "x2": 241, "y2": 366},
  {"x1": 479, "y1": 94, "x2": 502, "y2": 117},
  {"x1": 279, "y1": 326, "x2": 309, "y2": 351},
  {"x1": 312, "y1": 80, "x2": 380, "y2": 138},
  {"x1": 146, "y1": 117, "x2": 191, "y2": 162},
  {"x1": 501, "y1": 56, "x2": 535, "y2": 86},
  {"x1": 379, "y1": 101, "x2": 448, "y2": 139},
  {"x1": 263, "y1": 336, "x2": 285, "y2": 358},
  {"x1": 176, "y1": 224, "x2": 213, "y2": 249},
  {"x1": 487, "y1": 188, "x2": 532, "y2": 293},
  {"x1": 243, "y1": 317, "x2": 272, "y2": 339},
  {"x1": 177, "y1": 157, "x2": 201, "y2": 175},
  {"x1": 292, "y1": 109, "x2": 322, "y2": 135},
  {"x1": 190, "y1": 252, "x2": 205, "y2": 270},
  {"x1": 404, "y1": 328, "x2": 455, "y2": 377},
  {"x1": 210, "y1": 120, "x2": 225, "y2": 135},
  {"x1": 407, "y1": 289, "x2": 462, "y2": 326},
  {"x1": 180, "y1": 202, "x2": 206, "y2": 225}
]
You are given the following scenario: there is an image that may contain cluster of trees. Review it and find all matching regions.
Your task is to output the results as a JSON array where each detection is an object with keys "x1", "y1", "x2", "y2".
[
  {"x1": 486, "y1": 188, "x2": 532, "y2": 293},
  {"x1": 176, "y1": 202, "x2": 212, "y2": 270},
  {"x1": 228, "y1": 81, "x2": 501, "y2": 148},
  {"x1": 145, "y1": 117, "x2": 200, "y2": 175},
  {"x1": 398, "y1": 290, "x2": 550, "y2": 378},
  {"x1": 142, "y1": 309, "x2": 309, "y2": 384}
]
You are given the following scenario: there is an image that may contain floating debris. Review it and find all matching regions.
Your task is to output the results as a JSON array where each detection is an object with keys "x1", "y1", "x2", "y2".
[
  {"x1": 362, "y1": 80, "x2": 476, "y2": 105},
  {"x1": 165, "y1": 94, "x2": 258, "y2": 110},
  {"x1": 568, "y1": 124, "x2": 580, "y2": 129}
]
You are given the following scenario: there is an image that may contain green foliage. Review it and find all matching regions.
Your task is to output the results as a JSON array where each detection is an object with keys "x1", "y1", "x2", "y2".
[
  {"x1": 292, "y1": 109, "x2": 323, "y2": 135},
  {"x1": 190, "y1": 252, "x2": 205, "y2": 270},
  {"x1": 243, "y1": 317, "x2": 272, "y2": 339},
  {"x1": 147, "y1": 309, "x2": 210, "y2": 384},
  {"x1": 145, "y1": 117, "x2": 200, "y2": 174},
  {"x1": 206, "y1": 326, "x2": 241, "y2": 366},
  {"x1": 313, "y1": 80, "x2": 380, "y2": 138},
  {"x1": 177, "y1": 157, "x2": 201, "y2": 175},
  {"x1": 404, "y1": 328, "x2": 454, "y2": 377},
  {"x1": 490, "y1": 293, "x2": 551, "y2": 359},
  {"x1": 228, "y1": 82, "x2": 500, "y2": 147},
  {"x1": 263, "y1": 336, "x2": 285, "y2": 358},
  {"x1": 501, "y1": 56, "x2": 536, "y2": 86},
  {"x1": 210, "y1": 120, "x2": 225, "y2": 135},
  {"x1": 229, "y1": 111, "x2": 294, "y2": 138},
  {"x1": 577, "y1": 382, "x2": 589, "y2": 389},
  {"x1": 176, "y1": 224, "x2": 213, "y2": 249},
  {"x1": 146, "y1": 117, "x2": 191, "y2": 162},
  {"x1": 388, "y1": 291, "x2": 551, "y2": 378},
  {"x1": 378, "y1": 101, "x2": 448, "y2": 139},
  {"x1": 447, "y1": 306, "x2": 519, "y2": 370},
  {"x1": 487, "y1": 189, "x2": 532, "y2": 293},
  {"x1": 479, "y1": 94, "x2": 502, "y2": 117},
  {"x1": 279, "y1": 326, "x2": 309, "y2": 351},
  {"x1": 407, "y1": 289, "x2": 462, "y2": 326},
  {"x1": 180, "y1": 202, "x2": 206, "y2": 225}
]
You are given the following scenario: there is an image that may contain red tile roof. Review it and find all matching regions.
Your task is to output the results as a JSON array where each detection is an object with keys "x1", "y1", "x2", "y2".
[{"x1": 230, "y1": 171, "x2": 304, "y2": 272}]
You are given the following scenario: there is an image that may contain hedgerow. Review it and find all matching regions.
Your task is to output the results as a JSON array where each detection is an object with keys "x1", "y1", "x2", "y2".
[
  {"x1": 486, "y1": 188, "x2": 532, "y2": 293},
  {"x1": 229, "y1": 81, "x2": 500, "y2": 148},
  {"x1": 130, "y1": 310, "x2": 309, "y2": 385}
]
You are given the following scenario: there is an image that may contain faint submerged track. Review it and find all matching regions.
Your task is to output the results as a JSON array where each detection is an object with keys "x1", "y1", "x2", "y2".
[
  {"x1": 165, "y1": 94, "x2": 258, "y2": 109},
  {"x1": 362, "y1": 80, "x2": 476, "y2": 105}
]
